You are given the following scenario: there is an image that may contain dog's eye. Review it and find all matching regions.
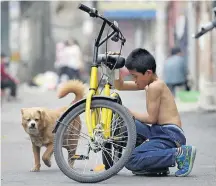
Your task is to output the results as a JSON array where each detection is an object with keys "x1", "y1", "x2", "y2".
[
  {"x1": 26, "y1": 118, "x2": 30, "y2": 122},
  {"x1": 35, "y1": 119, "x2": 39, "y2": 122}
]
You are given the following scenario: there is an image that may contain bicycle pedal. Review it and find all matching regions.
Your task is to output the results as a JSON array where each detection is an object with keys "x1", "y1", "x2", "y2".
[{"x1": 71, "y1": 155, "x2": 89, "y2": 160}]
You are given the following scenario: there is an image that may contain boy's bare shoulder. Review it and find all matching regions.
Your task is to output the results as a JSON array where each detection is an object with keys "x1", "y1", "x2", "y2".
[{"x1": 147, "y1": 79, "x2": 165, "y2": 93}]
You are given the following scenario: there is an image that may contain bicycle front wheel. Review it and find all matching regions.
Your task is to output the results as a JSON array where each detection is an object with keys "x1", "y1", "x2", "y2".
[{"x1": 54, "y1": 99, "x2": 136, "y2": 183}]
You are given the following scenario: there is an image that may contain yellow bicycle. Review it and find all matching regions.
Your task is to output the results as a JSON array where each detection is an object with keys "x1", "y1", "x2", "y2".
[{"x1": 53, "y1": 4, "x2": 136, "y2": 183}]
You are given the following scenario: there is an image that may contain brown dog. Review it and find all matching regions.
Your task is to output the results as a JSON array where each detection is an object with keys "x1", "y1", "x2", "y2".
[{"x1": 21, "y1": 80, "x2": 86, "y2": 172}]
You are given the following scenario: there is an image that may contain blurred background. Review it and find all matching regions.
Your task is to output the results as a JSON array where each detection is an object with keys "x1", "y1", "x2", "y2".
[
  {"x1": 1, "y1": 0, "x2": 216, "y2": 110},
  {"x1": 2, "y1": 2, "x2": 216, "y2": 184}
]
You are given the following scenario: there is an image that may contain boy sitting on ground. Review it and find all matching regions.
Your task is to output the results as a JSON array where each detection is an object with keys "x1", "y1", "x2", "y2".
[{"x1": 115, "y1": 48, "x2": 196, "y2": 177}]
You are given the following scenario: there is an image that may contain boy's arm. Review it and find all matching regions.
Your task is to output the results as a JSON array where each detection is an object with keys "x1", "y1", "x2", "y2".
[
  {"x1": 114, "y1": 69, "x2": 141, "y2": 91},
  {"x1": 130, "y1": 83, "x2": 162, "y2": 124},
  {"x1": 114, "y1": 79, "x2": 139, "y2": 91}
]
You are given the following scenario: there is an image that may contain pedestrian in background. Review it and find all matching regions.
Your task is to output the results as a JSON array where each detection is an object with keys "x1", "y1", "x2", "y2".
[
  {"x1": 1, "y1": 53, "x2": 19, "y2": 101},
  {"x1": 163, "y1": 47, "x2": 189, "y2": 96},
  {"x1": 61, "y1": 39, "x2": 84, "y2": 80}
]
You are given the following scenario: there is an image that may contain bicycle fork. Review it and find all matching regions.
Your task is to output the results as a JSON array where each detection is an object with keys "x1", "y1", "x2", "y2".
[{"x1": 85, "y1": 67, "x2": 120, "y2": 140}]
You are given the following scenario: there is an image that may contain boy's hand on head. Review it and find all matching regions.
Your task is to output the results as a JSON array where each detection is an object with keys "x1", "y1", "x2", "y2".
[{"x1": 120, "y1": 67, "x2": 130, "y2": 78}]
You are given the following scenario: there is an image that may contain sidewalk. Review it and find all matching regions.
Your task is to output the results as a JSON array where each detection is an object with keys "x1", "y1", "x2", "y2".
[
  {"x1": 175, "y1": 99, "x2": 199, "y2": 113},
  {"x1": 1, "y1": 83, "x2": 205, "y2": 114},
  {"x1": 18, "y1": 84, "x2": 202, "y2": 113}
]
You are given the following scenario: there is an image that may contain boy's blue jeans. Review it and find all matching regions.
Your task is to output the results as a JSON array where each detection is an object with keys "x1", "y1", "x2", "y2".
[{"x1": 125, "y1": 120, "x2": 186, "y2": 171}]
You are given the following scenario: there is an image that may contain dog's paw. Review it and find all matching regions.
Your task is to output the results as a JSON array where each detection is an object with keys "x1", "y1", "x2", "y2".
[
  {"x1": 43, "y1": 159, "x2": 51, "y2": 167},
  {"x1": 30, "y1": 166, "x2": 40, "y2": 172}
]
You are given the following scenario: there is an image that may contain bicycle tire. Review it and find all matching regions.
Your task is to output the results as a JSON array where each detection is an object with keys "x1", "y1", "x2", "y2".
[{"x1": 54, "y1": 99, "x2": 136, "y2": 183}]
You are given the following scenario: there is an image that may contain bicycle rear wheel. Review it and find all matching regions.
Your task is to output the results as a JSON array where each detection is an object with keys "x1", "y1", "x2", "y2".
[{"x1": 54, "y1": 99, "x2": 136, "y2": 183}]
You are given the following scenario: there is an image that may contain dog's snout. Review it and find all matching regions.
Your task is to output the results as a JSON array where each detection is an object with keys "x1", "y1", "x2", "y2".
[
  {"x1": 28, "y1": 120, "x2": 37, "y2": 129},
  {"x1": 31, "y1": 123, "x2": 35, "y2": 128}
]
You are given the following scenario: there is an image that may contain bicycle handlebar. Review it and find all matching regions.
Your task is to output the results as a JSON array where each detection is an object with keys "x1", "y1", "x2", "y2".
[
  {"x1": 194, "y1": 19, "x2": 216, "y2": 39},
  {"x1": 78, "y1": 4, "x2": 92, "y2": 14},
  {"x1": 78, "y1": 3, "x2": 126, "y2": 67},
  {"x1": 78, "y1": 3, "x2": 120, "y2": 34}
]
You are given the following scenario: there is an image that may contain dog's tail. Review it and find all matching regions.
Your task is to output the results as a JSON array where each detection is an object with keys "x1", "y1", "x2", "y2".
[{"x1": 57, "y1": 80, "x2": 86, "y2": 103}]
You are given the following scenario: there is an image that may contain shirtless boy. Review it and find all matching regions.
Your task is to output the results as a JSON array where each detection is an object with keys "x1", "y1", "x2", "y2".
[{"x1": 115, "y1": 48, "x2": 196, "y2": 177}]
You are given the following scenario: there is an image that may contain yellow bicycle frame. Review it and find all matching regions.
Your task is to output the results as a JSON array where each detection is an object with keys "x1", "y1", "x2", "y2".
[
  {"x1": 104, "y1": 91, "x2": 119, "y2": 138},
  {"x1": 85, "y1": 66, "x2": 98, "y2": 138},
  {"x1": 85, "y1": 66, "x2": 116, "y2": 139}
]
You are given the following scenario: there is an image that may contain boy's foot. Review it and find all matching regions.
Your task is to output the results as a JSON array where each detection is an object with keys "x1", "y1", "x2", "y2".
[
  {"x1": 132, "y1": 168, "x2": 170, "y2": 176},
  {"x1": 175, "y1": 145, "x2": 196, "y2": 177}
]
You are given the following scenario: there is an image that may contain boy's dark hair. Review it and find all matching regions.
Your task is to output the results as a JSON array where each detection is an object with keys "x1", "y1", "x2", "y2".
[{"x1": 125, "y1": 48, "x2": 156, "y2": 74}]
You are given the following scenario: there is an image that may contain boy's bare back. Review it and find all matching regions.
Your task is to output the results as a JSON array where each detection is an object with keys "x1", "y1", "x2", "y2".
[
  {"x1": 146, "y1": 79, "x2": 182, "y2": 127},
  {"x1": 115, "y1": 76, "x2": 182, "y2": 127}
]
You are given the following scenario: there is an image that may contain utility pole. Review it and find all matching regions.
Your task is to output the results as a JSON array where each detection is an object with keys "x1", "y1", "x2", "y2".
[
  {"x1": 8, "y1": 1, "x2": 21, "y2": 78},
  {"x1": 187, "y1": 1, "x2": 198, "y2": 90},
  {"x1": 197, "y1": 1, "x2": 216, "y2": 111},
  {"x1": 155, "y1": 1, "x2": 169, "y2": 79},
  {"x1": 1, "y1": 1, "x2": 10, "y2": 56}
]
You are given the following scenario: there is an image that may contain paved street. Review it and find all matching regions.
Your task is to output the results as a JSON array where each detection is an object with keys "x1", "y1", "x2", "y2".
[{"x1": 1, "y1": 85, "x2": 216, "y2": 186}]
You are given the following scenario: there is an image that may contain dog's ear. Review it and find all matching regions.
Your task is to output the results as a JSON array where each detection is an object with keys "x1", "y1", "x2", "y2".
[
  {"x1": 37, "y1": 109, "x2": 47, "y2": 127},
  {"x1": 37, "y1": 109, "x2": 45, "y2": 119}
]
